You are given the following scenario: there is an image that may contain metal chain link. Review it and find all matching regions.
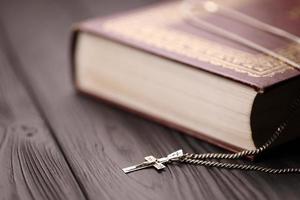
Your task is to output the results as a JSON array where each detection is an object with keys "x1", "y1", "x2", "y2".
[{"x1": 179, "y1": 95, "x2": 300, "y2": 174}]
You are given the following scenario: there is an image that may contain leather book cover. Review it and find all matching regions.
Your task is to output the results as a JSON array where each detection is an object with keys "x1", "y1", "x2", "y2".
[
  {"x1": 70, "y1": 0, "x2": 300, "y2": 152},
  {"x1": 72, "y1": 0, "x2": 300, "y2": 91}
]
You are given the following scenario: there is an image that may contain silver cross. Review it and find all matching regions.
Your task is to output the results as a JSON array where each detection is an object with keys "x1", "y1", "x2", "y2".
[{"x1": 122, "y1": 149, "x2": 184, "y2": 174}]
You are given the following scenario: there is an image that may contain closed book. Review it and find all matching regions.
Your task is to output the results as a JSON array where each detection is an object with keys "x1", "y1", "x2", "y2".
[{"x1": 70, "y1": 0, "x2": 300, "y2": 152}]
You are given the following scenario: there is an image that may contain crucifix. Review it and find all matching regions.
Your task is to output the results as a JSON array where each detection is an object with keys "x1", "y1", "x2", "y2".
[{"x1": 122, "y1": 150, "x2": 184, "y2": 174}]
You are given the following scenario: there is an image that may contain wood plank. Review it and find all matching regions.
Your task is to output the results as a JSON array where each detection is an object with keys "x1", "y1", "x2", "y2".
[
  {"x1": 0, "y1": 26, "x2": 86, "y2": 200},
  {"x1": 1, "y1": 0, "x2": 300, "y2": 199}
]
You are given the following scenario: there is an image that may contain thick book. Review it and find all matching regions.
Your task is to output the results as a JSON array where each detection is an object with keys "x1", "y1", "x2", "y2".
[{"x1": 71, "y1": 0, "x2": 300, "y2": 152}]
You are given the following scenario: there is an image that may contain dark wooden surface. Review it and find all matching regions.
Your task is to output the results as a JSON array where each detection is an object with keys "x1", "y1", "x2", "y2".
[{"x1": 0, "y1": 0, "x2": 300, "y2": 199}]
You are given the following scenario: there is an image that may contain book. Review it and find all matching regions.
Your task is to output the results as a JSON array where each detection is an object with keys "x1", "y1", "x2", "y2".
[{"x1": 70, "y1": 0, "x2": 300, "y2": 152}]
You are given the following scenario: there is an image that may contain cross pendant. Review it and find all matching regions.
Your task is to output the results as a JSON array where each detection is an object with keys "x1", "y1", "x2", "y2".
[{"x1": 122, "y1": 149, "x2": 184, "y2": 174}]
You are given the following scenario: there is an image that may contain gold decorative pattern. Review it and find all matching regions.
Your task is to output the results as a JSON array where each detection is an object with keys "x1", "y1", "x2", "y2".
[
  {"x1": 289, "y1": 5, "x2": 300, "y2": 20},
  {"x1": 102, "y1": 2, "x2": 298, "y2": 77}
]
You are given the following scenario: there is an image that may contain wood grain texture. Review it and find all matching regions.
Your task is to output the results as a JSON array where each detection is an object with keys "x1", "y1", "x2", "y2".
[
  {"x1": 0, "y1": 0, "x2": 300, "y2": 199},
  {"x1": 0, "y1": 27, "x2": 85, "y2": 200}
]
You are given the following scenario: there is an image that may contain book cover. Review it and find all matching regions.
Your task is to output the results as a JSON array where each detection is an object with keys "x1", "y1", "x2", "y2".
[
  {"x1": 71, "y1": 0, "x2": 300, "y2": 152},
  {"x1": 72, "y1": 0, "x2": 300, "y2": 91}
]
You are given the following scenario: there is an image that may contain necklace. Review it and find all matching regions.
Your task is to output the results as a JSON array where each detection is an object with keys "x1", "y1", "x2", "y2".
[
  {"x1": 123, "y1": 91, "x2": 300, "y2": 174},
  {"x1": 122, "y1": 0, "x2": 300, "y2": 175},
  {"x1": 191, "y1": 0, "x2": 300, "y2": 44},
  {"x1": 181, "y1": 0, "x2": 300, "y2": 70}
]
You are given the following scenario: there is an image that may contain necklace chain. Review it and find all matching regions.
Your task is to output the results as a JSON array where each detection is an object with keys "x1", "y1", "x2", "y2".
[
  {"x1": 179, "y1": 93, "x2": 300, "y2": 174},
  {"x1": 122, "y1": 93, "x2": 300, "y2": 174},
  {"x1": 182, "y1": 1, "x2": 300, "y2": 69}
]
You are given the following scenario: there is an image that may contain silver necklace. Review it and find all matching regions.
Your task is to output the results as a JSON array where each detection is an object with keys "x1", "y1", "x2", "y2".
[
  {"x1": 182, "y1": 0, "x2": 300, "y2": 70},
  {"x1": 123, "y1": 92, "x2": 300, "y2": 174},
  {"x1": 122, "y1": 1, "x2": 300, "y2": 175},
  {"x1": 192, "y1": 0, "x2": 300, "y2": 44}
]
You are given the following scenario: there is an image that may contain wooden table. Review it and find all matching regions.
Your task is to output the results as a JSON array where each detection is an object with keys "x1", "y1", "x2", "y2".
[{"x1": 0, "y1": 0, "x2": 300, "y2": 199}]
